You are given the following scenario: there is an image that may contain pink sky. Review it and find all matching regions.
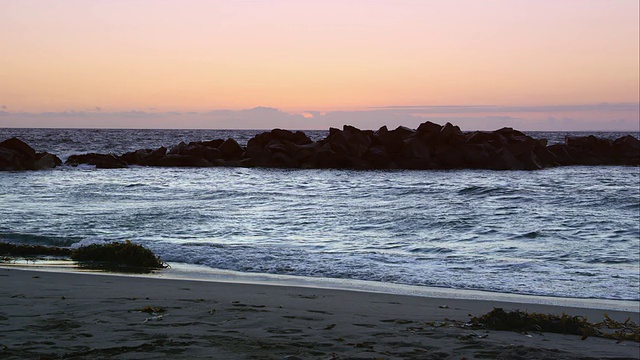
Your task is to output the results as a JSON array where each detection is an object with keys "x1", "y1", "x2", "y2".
[{"x1": 1, "y1": 0, "x2": 638, "y2": 130}]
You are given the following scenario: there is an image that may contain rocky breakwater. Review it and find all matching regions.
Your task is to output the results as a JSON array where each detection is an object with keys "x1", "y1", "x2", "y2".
[
  {"x1": 0, "y1": 137, "x2": 61, "y2": 171},
  {"x1": 2, "y1": 121, "x2": 639, "y2": 171},
  {"x1": 239, "y1": 122, "x2": 639, "y2": 169}
]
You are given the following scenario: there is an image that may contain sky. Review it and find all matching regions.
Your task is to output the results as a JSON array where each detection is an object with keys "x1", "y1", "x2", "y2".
[{"x1": 1, "y1": 0, "x2": 638, "y2": 130}]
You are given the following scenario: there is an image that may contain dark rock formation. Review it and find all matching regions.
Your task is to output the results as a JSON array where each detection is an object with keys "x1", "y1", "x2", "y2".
[
  {"x1": 65, "y1": 153, "x2": 127, "y2": 168},
  {"x1": 121, "y1": 147, "x2": 168, "y2": 166},
  {"x1": 4, "y1": 121, "x2": 639, "y2": 171},
  {"x1": 243, "y1": 129, "x2": 314, "y2": 168},
  {"x1": 0, "y1": 137, "x2": 61, "y2": 171}
]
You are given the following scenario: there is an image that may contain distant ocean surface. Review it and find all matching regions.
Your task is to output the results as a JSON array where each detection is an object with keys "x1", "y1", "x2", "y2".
[{"x1": 1, "y1": 128, "x2": 639, "y2": 301}]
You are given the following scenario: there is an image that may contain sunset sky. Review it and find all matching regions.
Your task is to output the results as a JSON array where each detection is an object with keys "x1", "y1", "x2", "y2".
[{"x1": 1, "y1": 0, "x2": 638, "y2": 130}]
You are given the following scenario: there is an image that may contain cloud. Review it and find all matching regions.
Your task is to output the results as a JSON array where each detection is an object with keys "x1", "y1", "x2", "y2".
[
  {"x1": 1, "y1": 105, "x2": 6, "y2": 110},
  {"x1": 371, "y1": 103, "x2": 640, "y2": 113},
  {"x1": 0, "y1": 103, "x2": 637, "y2": 131},
  {"x1": 198, "y1": 107, "x2": 309, "y2": 129}
]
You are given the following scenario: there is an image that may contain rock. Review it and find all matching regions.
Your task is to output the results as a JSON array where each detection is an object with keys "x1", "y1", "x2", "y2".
[
  {"x1": 494, "y1": 147, "x2": 525, "y2": 170},
  {"x1": 310, "y1": 144, "x2": 343, "y2": 168},
  {"x1": 121, "y1": 149, "x2": 149, "y2": 165},
  {"x1": 465, "y1": 131, "x2": 504, "y2": 148},
  {"x1": 168, "y1": 141, "x2": 188, "y2": 155},
  {"x1": 613, "y1": 135, "x2": 640, "y2": 165},
  {"x1": 495, "y1": 127, "x2": 528, "y2": 138},
  {"x1": 65, "y1": 152, "x2": 127, "y2": 169},
  {"x1": 374, "y1": 125, "x2": 389, "y2": 138},
  {"x1": 200, "y1": 139, "x2": 225, "y2": 148},
  {"x1": 243, "y1": 146, "x2": 272, "y2": 167},
  {"x1": 0, "y1": 147, "x2": 25, "y2": 170},
  {"x1": 375, "y1": 126, "x2": 417, "y2": 159},
  {"x1": 463, "y1": 144, "x2": 493, "y2": 169},
  {"x1": 66, "y1": 153, "x2": 115, "y2": 166},
  {"x1": 344, "y1": 125, "x2": 373, "y2": 157},
  {"x1": 546, "y1": 144, "x2": 576, "y2": 165},
  {"x1": 565, "y1": 135, "x2": 599, "y2": 148},
  {"x1": 239, "y1": 158, "x2": 256, "y2": 167},
  {"x1": 265, "y1": 140, "x2": 289, "y2": 154},
  {"x1": 505, "y1": 137, "x2": 536, "y2": 158},
  {"x1": 0, "y1": 137, "x2": 37, "y2": 159},
  {"x1": 95, "y1": 154, "x2": 127, "y2": 169},
  {"x1": 290, "y1": 142, "x2": 319, "y2": 165},
  {"x1": 435, "y1": 144, "x2": 467, "y2": 169},
  {"x1": 533, "y1": 146, "x2": 557, "y2": 168},
  {"x1": 401, "y1": 137, "x2": 431, "y2": 160},
  {"x1": 390, "y1": 126, "x2": 417, "y2": 140},
  {"x1": 6, "y1": 123, "x2": 637, "y2": 171},
  {"x1": 122, "y1": 147, "x2": 167, "y2": 166},
  {"x1": 0, "y1": 138, "x2": 62, "y2": 171},
  {"x1": 416, "y1": 121, "x2": 442, "y2": 140},
  {"x1": 155, "y1": 154, "x2": 197, "y2": 167},
  {"x1": 241, "y1": 130, "x2": 313, "y2": 168},
  {"x1": 438, "y1": 122, "x2": 464, "y2": 144},
  {"x1": 563, "y1": 135, "x2": 616, "y2": 165},
  {"x1": 182, "y1": 143, "x2": 222, "y2": 163},
  {"x1": 247, "y1": 132, "x2": 275, "y2": 149},
  {"x1": 271, "y1": 129, "x2": 312, "y2": 145},
  {"x1": 270, "y1": 151, "x2": 298, "y2": 168},
  {"x1": 0, "y1": 137, "x2": 53, "y2": 171},
  {"x1": 218, "y1": 138, "x2": 244, "y2": 160},
  {"x1": 362, "y1": 145, "x2": 393, "y2": 169},
  {"x1": 33, "y1": 153, "x2": 62, "y2": 170}
]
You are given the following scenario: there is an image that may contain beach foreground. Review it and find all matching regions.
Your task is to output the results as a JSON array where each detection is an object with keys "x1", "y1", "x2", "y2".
[{"x1": 1, "y1": 268, "x2": 638, "y2": 360}]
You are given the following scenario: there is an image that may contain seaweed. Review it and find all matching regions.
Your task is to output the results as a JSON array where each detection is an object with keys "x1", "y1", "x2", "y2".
[
  {"x1": 0, "y1": 240, "x2": 166, "y2": 272},
  {"x1": 71, "y1": 240, "x2": 167, "y2": 270},
  {"x1": 0, "y1": 242, "x2": 72, "y2": 257},
  {"x1": 469, "y1": 308, "x2": 640, "y2": 342}
]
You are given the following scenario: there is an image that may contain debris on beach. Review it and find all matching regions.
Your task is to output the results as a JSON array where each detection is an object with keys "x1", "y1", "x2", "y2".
[
  {"x1": 469, "y1": 308, "x2": 640, "y2": 342},
  {"x1": 71, "y1": 240, "x2": 167, "y2": 271},
  {"x1": 0, "y1": 240, "x2": 167, "y2": 273}
]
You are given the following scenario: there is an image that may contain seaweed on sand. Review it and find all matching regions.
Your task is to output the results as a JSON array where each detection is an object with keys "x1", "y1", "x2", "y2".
[
  {"x1": 0, "y1": 242, "x2": 72, "y2": 257},
  {"x1": 469, "y1": 308, "x2": 640, "y2": 342},
  {"x1": 0, "y1": 240, "x2": 167, "y2": 273},
  {"x1": 71, "y1": 240, "x2": 167, "y2": 271}
]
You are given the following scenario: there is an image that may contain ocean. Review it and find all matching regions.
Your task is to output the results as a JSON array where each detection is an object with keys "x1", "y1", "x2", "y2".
[{"x1": 1, "y1": 128, "x2": 639, "y2": 301}]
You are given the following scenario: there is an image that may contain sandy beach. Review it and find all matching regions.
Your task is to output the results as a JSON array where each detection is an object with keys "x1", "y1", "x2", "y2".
[{"x1": 0, "y1": 267, "x2": 638, "y2": 360}]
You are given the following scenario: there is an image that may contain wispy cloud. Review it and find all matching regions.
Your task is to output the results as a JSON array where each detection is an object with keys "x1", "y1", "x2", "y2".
[
  {"x1": 370, "y1": 103, "x2": 640, "y2": 113},
  {"x1": 0, "y1": 104, "x2": 638, "y2": 131}
]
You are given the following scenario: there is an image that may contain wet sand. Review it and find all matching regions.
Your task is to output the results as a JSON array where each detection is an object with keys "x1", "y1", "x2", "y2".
[{"x1": 0, "y1": 267, "x2": 638, "y2": 359}]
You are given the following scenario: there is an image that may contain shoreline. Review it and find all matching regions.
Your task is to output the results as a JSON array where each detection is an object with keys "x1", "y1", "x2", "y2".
[
  {"x1": 2, "y1": 261, "x2": 638, "y2": 313},
  {"x1": 1, "y1": 266, "x2": 638, "y2": 359}
]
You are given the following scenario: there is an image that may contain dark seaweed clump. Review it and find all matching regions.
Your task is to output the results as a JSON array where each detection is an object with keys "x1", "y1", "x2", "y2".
[
  {"x1": 0, "y1": 241, "x2": 166, "y2": 272},
  {"x1": 71, "y1": 240, "x2": 166, "y2": 271},
  {"x1": 470, "y1": 308, "x2": 639, "y2": 342}
]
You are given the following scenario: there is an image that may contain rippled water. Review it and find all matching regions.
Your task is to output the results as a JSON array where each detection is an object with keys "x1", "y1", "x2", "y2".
[{"x1": 1, "y1": 128, "x2": 639, "y2": 300}]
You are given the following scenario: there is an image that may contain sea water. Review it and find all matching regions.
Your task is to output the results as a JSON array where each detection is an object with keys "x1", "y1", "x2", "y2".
[{"x1": 1, "y1": 128, "x2": 639, "y2": 301}]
